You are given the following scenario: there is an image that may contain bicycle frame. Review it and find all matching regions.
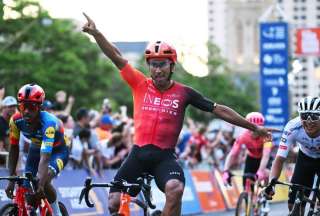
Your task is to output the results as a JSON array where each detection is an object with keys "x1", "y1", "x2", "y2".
[
  {"x1": 234, "y1": 173, "x2": 267, "y2": 216},
  {"x1": 0, "y1": 174, "x2": 53, "y2": 216},
  {"x1": 271, "y1": 179, "x2": 320, "y2": 216}
]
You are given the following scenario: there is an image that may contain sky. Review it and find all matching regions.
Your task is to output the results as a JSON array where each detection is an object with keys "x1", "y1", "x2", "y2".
[
  {"x1": 40, "y1": 0, "x2": 210, "y2": 76},
  {"x1": 40, "y1": 0, "x2": 208, "y2": 43}
]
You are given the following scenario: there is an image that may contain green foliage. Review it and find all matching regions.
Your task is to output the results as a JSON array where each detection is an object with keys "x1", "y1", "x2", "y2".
[
  {"x1": 0, "y1": 0, "x2": 123, "y2": 113},
  {"x1": 0, "y1": 1, "x2": 259, "y2": 120},
  {"x1": 172, "y1": 43, "x2": 259, "y2": 122}
]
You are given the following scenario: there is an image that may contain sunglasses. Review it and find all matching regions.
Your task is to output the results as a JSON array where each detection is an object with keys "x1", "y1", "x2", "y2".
[
  {"x1": 149, "y1": 60, "x2": 171, "y2": 69},
  {"x1": 300, "y1": 112, "x2": 320, "y2": 122},
  {"x1": 18, "y1": 102, "x2": 40, "y2": 112}
]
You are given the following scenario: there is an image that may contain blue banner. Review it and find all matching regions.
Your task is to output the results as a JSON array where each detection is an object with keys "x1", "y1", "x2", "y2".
[
  {"x1": 0, "y1": 169, "x2": 203, "y2": 215},
  {"x1": 260, "y1": 22, "x2": 289, "y2": 144}
]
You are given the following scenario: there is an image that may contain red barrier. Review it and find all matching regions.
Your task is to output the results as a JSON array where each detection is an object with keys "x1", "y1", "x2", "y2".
[{"x1": 191, "y1": 170, "x2": 226, "y2": 213}]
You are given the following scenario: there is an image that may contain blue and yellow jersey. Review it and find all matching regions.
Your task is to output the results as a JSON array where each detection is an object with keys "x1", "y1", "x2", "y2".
[{"x1": 9, "y1": 111, "x2": 65, "y2": 153}]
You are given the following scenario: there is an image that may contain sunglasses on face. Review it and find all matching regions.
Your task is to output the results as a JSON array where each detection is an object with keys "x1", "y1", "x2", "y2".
[
  {"x1": 18, "y1": 102, "x2": 40, "y2": 112},
  {"x1": 149, "y1": 60, "x2": 171, "y2": 69},
  {"x1": 300, "y1": 112, "x2": 320, "y2": 122}
]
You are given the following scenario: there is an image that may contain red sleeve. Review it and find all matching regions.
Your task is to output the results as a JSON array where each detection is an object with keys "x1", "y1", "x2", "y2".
[{"x1": 120, "y1": 63, "x2": 146, "y2": 90}]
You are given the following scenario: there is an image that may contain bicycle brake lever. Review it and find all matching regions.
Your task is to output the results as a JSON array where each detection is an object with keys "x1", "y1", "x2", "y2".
[{"x1": 142, "y1": 184, "x2": 156, "y2": 209}]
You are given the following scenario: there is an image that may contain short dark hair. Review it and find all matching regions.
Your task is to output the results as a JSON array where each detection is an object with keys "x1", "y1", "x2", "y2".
[
  {"x1": 76, "y1": 107, "x2": 89, "y2": 121},
  {"x1": 79, "y1": 128, "x2": 91, "y2": 139}
]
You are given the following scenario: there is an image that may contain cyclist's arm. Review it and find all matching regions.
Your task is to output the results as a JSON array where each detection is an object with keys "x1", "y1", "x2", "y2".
[
  {"x1": 258, "y1": 140, "x2": 272, "y2": 172},
  {"x1": 213, "y1": 104, "x2": 258, "y2": 132},
  {"x1": 269, "y1": 122, "x2": 295, "y2": 180},
  {"x1": 186, "y1": 87, "x2": 259, "y2": 132},
  {"x1": 37, "y1": 153, "x2": 51, "y2": 188},
  {"x1": 8, "y1": 117, "x2": 20, "y2": 176},
  {"x1": 91, "y1": 31, "x2": 127, "y2": 69},
  {"x1": 269, "y1": 155, "x2": 286, "y2": 181},
  {"x1": 37, "y1": 125, "x2": 56, "y2": 188},
  {"x1": 224, "y1": 139, "x2": 242, "y2": 171},
  {"x1": 82, "y1": 13, "x2": 127, "y2": 69}
]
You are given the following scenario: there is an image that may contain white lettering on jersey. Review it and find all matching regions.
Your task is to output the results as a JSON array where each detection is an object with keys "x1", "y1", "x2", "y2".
[{"x1": 143, "y1": 93, "x2": 180, "y2": 111}]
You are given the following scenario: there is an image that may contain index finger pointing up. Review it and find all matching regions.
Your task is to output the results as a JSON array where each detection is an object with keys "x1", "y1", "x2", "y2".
[{"x1": 83, "y1": 12, "x2": 92, "y2": 22}]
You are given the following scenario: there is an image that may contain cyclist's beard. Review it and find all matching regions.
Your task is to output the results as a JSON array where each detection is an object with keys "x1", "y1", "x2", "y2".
[{"x1": 152, "y1": 72, "x2": 172, "y2": 89}]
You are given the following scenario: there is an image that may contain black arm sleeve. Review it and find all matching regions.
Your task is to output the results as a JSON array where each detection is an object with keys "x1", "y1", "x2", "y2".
[{"x1": 186, "y1": 87, "x2": 216, "y2": 112}]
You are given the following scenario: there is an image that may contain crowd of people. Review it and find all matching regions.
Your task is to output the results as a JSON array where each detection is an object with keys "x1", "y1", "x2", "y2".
[{"x1": 0, "y1": 84, "x2": 256, "y2": 175}]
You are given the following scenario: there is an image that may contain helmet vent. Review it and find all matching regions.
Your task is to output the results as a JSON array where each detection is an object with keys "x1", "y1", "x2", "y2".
[
  {"x1": 155, "y1": 45, "x2": 159, "y2": 53},
  {"x1": 163, "y1": 50, "x2": 172, "y2": 54},
  {"x1": 25, "y1": 87, "x2": 31, "y2": 99}
]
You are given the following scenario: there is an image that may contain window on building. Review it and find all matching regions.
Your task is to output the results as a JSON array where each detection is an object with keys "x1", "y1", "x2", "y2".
[
  {"x1": 295, "y1": 94, "x2": 300, "y2": 97},
  {"x1": 303, "y1": 93, "x2": 308, "y2": 97},
  {"x1": 302, "y1": 85, "x2": 308, "y2": 89},
  {"x1": 302, "y1": 76, "x2": 307, "y2": 80},
  {"x1": 301, "y1": 15, "x2": 306, "y2": 20},
  {"x1": 294, "y1": 15, "x2": 299, "y2": 20}
]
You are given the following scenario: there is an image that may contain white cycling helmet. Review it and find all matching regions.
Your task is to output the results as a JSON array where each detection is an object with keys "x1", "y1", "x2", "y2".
[{"x1": 297, "y1": 96, "x2": 320, "y2": 113}]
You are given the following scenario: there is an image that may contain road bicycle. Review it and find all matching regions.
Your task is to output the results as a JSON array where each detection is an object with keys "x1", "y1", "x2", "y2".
[
  {"x1": 0, "y1": 172, "x2": 68, "y2": 216},
  {"x1": 268, "y1": 178, "x2": 320, "y2": 216},
  {"x1": 233, "y1": 173, "x2": 269, "y2": 216},
  {"x1": 79, "y1": 173, "x2": 160, "y2": 216}
]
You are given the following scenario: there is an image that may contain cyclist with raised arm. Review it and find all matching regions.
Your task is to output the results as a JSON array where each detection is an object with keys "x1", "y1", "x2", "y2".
[
  {"x1": 266, "y1": 96, "x2": 320, "y2": 214},
  {"x1": 223, "y1": 112, "x2": 273, "y2": 187},
  {"x1": 5, "y1": 84, "x2": 69, "y2": 216},
  {"x1": 82, "y1": 13, "x2": 271, "y2": 216}
]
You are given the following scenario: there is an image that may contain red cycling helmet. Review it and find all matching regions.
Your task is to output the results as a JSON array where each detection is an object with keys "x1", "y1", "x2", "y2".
[
  {"x1": 145, "y1": 41, "x2": 177, "y2": 63},
  {"x1": 17, "y1": 83, "x2": 45, "y2": 104},
  {"x1": 245, "y1": 112, "x2": 265, "y2": 126}
]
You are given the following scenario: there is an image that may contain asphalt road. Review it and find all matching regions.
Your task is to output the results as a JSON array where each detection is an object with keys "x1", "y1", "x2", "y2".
[{"x1": 193, "y1": 202, "x2": 287, "y2": 216}]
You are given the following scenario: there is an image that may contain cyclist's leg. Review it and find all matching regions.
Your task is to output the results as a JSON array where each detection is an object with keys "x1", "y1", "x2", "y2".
[
  {"x1": 243, "y1": 155, "x2": 260, "y2": 191},
  {"x1": 46, "y1": 145, "x2": 69, "y2": 215},
  {"x1": 108, "y1": 145, "x2": 145, "y2": 213},
  {"x1": 153, "y1": 150, "x2": 185, "y2": 216},
  {"x1": 289, "y1": 151, "x2": 316, "y2": 213}
]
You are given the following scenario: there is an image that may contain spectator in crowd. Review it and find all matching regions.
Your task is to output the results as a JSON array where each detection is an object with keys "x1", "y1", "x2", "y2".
[
  {"x1": 42, "y1": 100, "x2": 54, "y2": 113},
  {"x1": 52, "y1": 90, "x2": 75, "y2": 115},
  {"x1": 0, "y1": 96, "x2": 17, "y2": 167},
  {"x1": 101, "y1": 132, "x2": 129, "y2": 169},
  {"x1": 73, "y1": 107, "x2": 102, "y2": 175},
  {"x1": 57, "y1": 114, "x2": 75, "y2": 149},
  {"x1": 0, "y1": 96, "x2": 17, "y2": 152},
  {"x1": 0, "y1": 85, "x2": 5, "y2": 109}
]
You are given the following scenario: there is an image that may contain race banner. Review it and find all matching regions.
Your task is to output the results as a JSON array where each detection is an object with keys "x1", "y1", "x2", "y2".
[
  {"x1": 260, "y1": 22, "x2": 289, "y2": 144},
  {"x1": 295, "y1": 28, "x2": 320, "y2": 56}
]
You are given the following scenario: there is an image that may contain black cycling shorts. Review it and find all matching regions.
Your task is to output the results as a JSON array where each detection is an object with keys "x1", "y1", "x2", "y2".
[
  {"x1": 110, "y1": 144, "x2": 185, "y2": 196},
  {"x1": 289, "y1": 150, "x2": 320, "y2": 205},
  {"x1": 243, "y1": 155, "x2": 261, "y2": 189}
]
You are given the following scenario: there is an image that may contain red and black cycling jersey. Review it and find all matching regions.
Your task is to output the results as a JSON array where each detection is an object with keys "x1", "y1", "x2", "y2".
[{"x1": 120, "y1": 63, "x2": 215, "y2": 149}]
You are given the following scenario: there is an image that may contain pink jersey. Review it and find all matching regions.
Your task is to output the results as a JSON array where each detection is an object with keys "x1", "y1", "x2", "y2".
[{"x1": 230, "y1": 130, "x2": 272, "y2": 159}]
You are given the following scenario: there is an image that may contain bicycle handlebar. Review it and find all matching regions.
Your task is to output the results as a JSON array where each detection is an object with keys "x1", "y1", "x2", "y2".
[
  {"x1": 0, "y1": 172, "x2": 38, "y2": 192},
  {"x1": 270, "y1": 179, "x2": 315, "y2": 192},
  {"x1": 79, "y1": 174, "x2": 156, "y2": 210}
]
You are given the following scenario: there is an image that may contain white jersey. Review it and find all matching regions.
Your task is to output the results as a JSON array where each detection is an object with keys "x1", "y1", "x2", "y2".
[{"x1": 277, "y1": 117, "x2": 320, "y2": 159}]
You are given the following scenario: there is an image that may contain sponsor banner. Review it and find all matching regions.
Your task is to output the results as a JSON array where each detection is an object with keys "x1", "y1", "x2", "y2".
[
  {"x1": 260, "y1": 22, "x2": 289, "y2": 144},
  {"x1": 213, "y1": 169, "x2": 240, "y2": 209},
  {"x1": 295, "y1": 28, "x2": 320, "y2": 56},
  {"x1": 150, "y1": 169, "x2": 202, "y2": 215},
  {"x1": 191, "y1": 170, "x2": 226, "y2": 213},
  {"x1": 0, "y1": 169, "x2": 145, "y2": 216}
]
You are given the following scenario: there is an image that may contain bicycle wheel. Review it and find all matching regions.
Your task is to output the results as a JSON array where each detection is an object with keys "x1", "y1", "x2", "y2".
[
  {"x1": 288, "y1": 202, "x2": 302, "y2": 216},
  {"x1": 0, "y1": 203, "x2": 18, "y2": 216},
  {"x1": 235, "y1": 192, "x2": 249, "y2": 216},
  {"x1": 58, "y1": 202, "x2": 69, "y2": 216}
]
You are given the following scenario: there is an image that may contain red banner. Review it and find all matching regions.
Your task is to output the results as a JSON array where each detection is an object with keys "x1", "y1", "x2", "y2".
[{"x1": 295, "y1": 28, "x2": 320, "y2": 56}]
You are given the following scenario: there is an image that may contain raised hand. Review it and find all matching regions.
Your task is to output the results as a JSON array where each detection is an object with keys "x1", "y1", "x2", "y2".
[{"x1": 82, "y1": 12, "x2": 98, "y2": 36}]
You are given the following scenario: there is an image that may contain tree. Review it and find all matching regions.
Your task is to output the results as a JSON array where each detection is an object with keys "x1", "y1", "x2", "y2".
[
  {"x1": 0, "y1": 0, "x2": 130, "y2": 113},
  {"x1": 165, "y1": 43, "x2": 259, "y2": 122}
]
